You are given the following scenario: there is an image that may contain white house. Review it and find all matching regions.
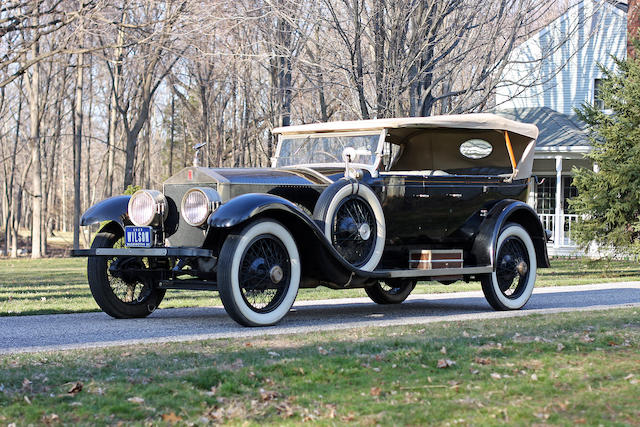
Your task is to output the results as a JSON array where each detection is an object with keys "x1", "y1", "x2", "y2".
[{"x1": 494, "y1": 0, "x2": 630, "y2": 256}]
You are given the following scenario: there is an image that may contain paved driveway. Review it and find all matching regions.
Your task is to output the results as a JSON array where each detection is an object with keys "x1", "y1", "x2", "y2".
[{"x1": 1, "y1": 282, "x2": 640, "y2": 354}]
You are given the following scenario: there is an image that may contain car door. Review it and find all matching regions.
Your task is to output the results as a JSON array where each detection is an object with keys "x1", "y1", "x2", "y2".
[{"x1": 380, "y1": 173, "x2": 450, "y2": 244}]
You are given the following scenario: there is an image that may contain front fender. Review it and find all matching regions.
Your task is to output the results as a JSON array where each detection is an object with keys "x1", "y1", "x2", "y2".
[
  {"x1": 471, "y1": 200, "x2": 550, "y2": 270},
  {"x1": 208, "y1": 193, "x2": 311, "y2": 229},
  {"x1": 208, "y1": 193, "x2": 383, "y2": 286},
  {"x1": 80, "y1": 195, "x2": 130, "y2": 229}
]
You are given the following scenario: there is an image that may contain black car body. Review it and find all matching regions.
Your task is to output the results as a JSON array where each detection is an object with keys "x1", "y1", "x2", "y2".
[{"x1": 74, "y1": 114, "x2": 549, "y2": 326}]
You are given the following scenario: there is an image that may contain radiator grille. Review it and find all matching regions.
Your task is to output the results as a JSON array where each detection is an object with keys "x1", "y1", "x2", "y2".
[{"x1": 163, "y1": 184, "x2": 217, "y2": 247}]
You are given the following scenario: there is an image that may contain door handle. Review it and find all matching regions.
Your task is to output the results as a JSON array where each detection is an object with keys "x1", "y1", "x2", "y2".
[{"x1": 446, "y1": 193, "x2": 463, "y2": 198}]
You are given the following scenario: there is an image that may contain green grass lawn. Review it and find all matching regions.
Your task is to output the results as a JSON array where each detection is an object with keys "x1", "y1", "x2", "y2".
[
  {"x1": 0, "y1": 307, "x2": 638, "y2": 425},
  {"x1": 1, "y1": 257, "x2": 639, "y2": 316}
]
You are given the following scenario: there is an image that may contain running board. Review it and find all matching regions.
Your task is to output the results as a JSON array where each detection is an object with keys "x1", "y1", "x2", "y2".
[
  {"x1": 371, "y1": 266, "x2": 492, "y2": 279},
  {"x1": 158, "y1": 279, "x2": 218, "y2": 291}
]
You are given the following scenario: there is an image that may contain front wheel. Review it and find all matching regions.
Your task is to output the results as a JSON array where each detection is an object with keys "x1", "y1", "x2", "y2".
[
  {"x1": 365, "y1": 279, "x2": 416, "y2": 304},
  {"x1": 87, "y1": 226, "x2": 166, "y2": 318},
  {"x1": 481, "y1": 223, "x2": 537, "y2": 310},
  {"x1": 217, "y1": 219, "x2": 301, "y2": 327}
]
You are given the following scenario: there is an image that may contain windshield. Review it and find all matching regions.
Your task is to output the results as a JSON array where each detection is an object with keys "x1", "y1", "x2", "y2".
[{"x1": 275, "y1": 133, "x2": 380, "y2": 167}]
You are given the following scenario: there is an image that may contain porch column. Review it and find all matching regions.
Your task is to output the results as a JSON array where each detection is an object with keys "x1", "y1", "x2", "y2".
[{"x1": 554, "y1": 156, "x2": 563, "y2": 248}]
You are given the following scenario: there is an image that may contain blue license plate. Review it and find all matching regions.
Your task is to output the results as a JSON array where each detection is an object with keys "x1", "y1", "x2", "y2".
[{"x1": 125, "y1": 226, "x2": 153, "y2": 248}]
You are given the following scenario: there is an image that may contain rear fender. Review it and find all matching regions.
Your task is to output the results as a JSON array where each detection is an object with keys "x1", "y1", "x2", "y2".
[
  {"x1": 471, "y1": 200, "x2": 550, "y2": 270},
  {"x1": 80, "y1": 195, "x2": 130, "y2": 230}
]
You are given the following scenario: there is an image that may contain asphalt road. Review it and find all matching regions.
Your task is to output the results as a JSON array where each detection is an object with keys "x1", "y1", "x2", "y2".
[{"x1": 2, "y1": 282, "x2": 640, "y2": 354}]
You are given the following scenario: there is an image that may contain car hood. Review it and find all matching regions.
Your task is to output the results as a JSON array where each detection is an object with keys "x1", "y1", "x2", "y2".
[{"x1": 163, "y1": 166, "x2": 336, "y2": 187}]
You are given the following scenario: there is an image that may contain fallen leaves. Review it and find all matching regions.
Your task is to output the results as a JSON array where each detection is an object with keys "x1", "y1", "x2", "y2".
[
  {"x1": 127, "y1": 396, "x2": 145, "y2": 404},
  {"x1": 474, "y1": 357, "x2": 491, "y2": 365},
  {"x1": 437, "y1": 359, "x2": 456, "y2": 369},
  {"x1": 370, "y1": 387, "x2": 381, "y2": 397},
  {"x1": 230, "y1": 358, "x2": 244, "y2": 370},
  {"x1": 41, "y1": 413, "x2": 58, "y2": 425},
  {"x1": 581, "y1": 334, "x2": 595, "y2": 343},
  {"x1": 67, "y1": 382, "x2": 83, "y2": 396},
  {"x1": 259, "y1": 389, "x2": 279, "y2": 402},
  {"x1": 161, "y1": 412, "x2": 182, "y2": 424}
]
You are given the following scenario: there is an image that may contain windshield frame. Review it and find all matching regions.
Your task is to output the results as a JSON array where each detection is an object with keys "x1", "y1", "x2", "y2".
[{"x1": 272, "y1": 130, "x2": 386, "y2": 173}]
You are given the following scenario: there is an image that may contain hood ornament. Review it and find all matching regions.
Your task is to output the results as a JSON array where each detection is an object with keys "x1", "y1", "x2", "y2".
[{"x1": 193, "y1": 142, "x2": 207, "y2": 167}]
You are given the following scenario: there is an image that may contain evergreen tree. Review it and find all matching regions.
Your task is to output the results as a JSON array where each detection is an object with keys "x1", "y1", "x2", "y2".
[{"x1": 571, "y1": 44, "x2": 640, "y2": 255}]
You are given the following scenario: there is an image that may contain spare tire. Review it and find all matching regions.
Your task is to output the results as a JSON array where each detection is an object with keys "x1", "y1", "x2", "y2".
[{"x1": 313, "y1": 179, "x2": 385, "y2": 271}]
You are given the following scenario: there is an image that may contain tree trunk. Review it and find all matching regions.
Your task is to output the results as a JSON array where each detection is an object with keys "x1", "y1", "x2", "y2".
[
  {"x1": 373, "y1": 0, "x2": 385, "y2": 118},
  {"x1": 73, "y1": 53, "x2": 84, "y2": 251},
  {"x1": 144, "y1": 112, "x2": 151, "y2": 189},
  {"x1": 27, "y1": 51, "x2": 43, "y2": 258},
  {"x1": 168, "y1": 94, "x2": 175, "y2": 175},
  {"x1": 3, "y1": 76, "x2": 22, "y2": 255},
  {"x1": 105, "y1": 10, "x2": 125, "y2": 197},
  {"x1": 11, "y1": 160, "x2": 32, "y2": 258},
  {"x1": 85, "y1": 55, "x2": 94, "y2": 246}
]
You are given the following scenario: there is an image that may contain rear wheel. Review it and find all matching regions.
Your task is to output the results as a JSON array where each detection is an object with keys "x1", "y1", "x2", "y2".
[
  {"x1": 481, "y1": 223, "x2": 537, "y2": 310},
  {"x1": 87, "y1": 226, "x2": 166, "y2": 318},
  {"x1": 365, "y1": 279, "x2": 416, "y2": 304},
  {"x1": 217, "y1": 219, "x2": 300, "y2": 326}
]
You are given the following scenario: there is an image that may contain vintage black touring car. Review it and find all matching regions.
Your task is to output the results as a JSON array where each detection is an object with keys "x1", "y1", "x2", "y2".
[{"x1": 73, "y1": 114, "x2": 549, "y2": 326}]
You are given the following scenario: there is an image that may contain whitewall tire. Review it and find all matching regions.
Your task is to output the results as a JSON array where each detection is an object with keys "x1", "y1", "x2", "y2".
[
  {"x1": 217, "y1": 219, "x2": 300, "y2": 326},
  {"x1": 313, "y1": 180, "x2": 385, "y2": 271},
  {"x1": 481, "y1": 223, "x2": 537, "y2": 310}
]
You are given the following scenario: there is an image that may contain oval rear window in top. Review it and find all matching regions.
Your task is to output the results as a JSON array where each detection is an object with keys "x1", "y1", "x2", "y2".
[{"x1": 459, "y1": 139, "x2": 493, "y2": 159}]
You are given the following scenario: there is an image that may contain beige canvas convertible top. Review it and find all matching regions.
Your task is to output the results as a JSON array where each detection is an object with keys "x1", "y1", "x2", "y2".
[
  {"x1": 272, "y1": 113, "x2": 538, "y2": 140},
  {"x1": 273, "y1": 114, "x2": 538, "y2": 180}
]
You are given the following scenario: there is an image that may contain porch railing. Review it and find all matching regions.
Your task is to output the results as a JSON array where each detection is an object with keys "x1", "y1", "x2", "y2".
[{"x1": 538, "y1": 213, "x2": 579, "y2": 247}]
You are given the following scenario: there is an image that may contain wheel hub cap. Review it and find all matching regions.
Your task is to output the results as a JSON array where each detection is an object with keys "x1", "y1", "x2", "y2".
[
  {"x1": 269, "y1": 265, "x2": 284, "y2": 284},
  {"x1": 516, "y1": 260, "x2": 528, "y2": 276},
  {"x1": 358, "y1": 223, "x2": 371, "y2": 240}
]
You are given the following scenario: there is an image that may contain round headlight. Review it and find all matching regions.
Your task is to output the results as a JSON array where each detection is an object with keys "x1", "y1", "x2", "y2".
[
  {"x1": 128, "y1": 190, "x2": 167, "y2": 226},
  {"x1": 181, "y1": 187, "x2": 221, "y2": 227}
]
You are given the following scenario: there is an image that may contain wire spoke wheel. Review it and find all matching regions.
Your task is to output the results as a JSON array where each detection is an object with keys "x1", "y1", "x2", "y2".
[
  {"x1": 365, "y1": 279, "x2": 416, "y2": 304},
  {"x1": 314, "y1": 180, "x2": 385, "y2": 271},
  {"x1": 105, "y1": 237, "x2": 153, "y2": 304},
  {"x1": 331, "y1": 195, "x2": 377, "y2": 267},
  {"x1": 480, "y1": 223, "x2": 537, "y2": 311},
  {"x1": 87, "y1": 226, "x2": 165, "y2": 319},
  {"x1": 239, "y1": 235, "x2": 291, "y2": 313},
  {"x1": 495, "y1": 236, "x2": 530, "y2": 299},
  {"x1": 380, "y1": 281, "x2": 406, "y2": 295},
  {"x1": 218, "y1": 219, "x2": 300, "y2": 326}
]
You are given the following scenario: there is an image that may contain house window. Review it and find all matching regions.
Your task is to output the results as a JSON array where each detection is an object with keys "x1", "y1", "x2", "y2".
[
  {"x1": 535, "y1": 177, "x2": 556, "y2": 215},
  {"x1": 594, "y1": 79, "x2": 607, "y2": 110},
  {"x1": 563, "y1": 176, "x2": 578, "y2": 213}
]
